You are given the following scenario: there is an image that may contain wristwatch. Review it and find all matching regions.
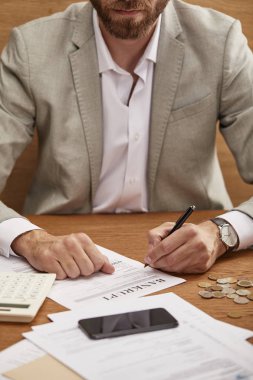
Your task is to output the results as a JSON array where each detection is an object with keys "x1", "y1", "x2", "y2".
[{"x1": 210, "y1": 218, "x2": 239, "y2": 253}]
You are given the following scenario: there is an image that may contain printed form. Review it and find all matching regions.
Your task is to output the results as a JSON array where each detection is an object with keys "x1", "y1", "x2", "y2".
[
  {"x1": 47, "y1": 293, "x2": 253, "y2": 341},
  {"x1": 0, "y1": 245, "x2": 185, "y2": 309},
  {"x1": 23, "y1": 294, "x2": 253, "y2": 380}
]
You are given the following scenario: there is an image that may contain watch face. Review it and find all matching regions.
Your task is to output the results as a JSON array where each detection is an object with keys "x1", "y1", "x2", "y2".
[{"x1": 221, "y1": 224, "x2": 238, "y2": 248}]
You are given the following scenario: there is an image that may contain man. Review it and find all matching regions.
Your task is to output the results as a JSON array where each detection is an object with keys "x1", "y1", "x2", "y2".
[{"x1": 0, "y1": 0, "x2": 252, "y2": 279}]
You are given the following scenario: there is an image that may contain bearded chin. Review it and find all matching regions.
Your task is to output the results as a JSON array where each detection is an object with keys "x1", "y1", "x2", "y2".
[
  {"x1": 101, "y1": 16, "x2": 152, "y2": 40},
  {"x1": 90, "y1": 0, "x2": 169, "y2": 40}
]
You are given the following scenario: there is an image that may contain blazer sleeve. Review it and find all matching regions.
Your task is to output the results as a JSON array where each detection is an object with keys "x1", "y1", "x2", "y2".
[
  {"x1": 219, "y1": 20, "x2": 253, "y2": 219},
  {"x1": 0, "y1": 27, "x2": 35, "y2": 222}
]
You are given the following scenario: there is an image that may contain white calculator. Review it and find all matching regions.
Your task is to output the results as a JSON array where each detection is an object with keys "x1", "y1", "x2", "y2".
[{"x1": 0, "y1": 272, "x2": 56, "y2": 322}]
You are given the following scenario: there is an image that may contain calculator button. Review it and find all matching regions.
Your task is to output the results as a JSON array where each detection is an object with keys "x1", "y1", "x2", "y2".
[{"x1": 0, "y1": 272, "x2": 56, "y2": 322}]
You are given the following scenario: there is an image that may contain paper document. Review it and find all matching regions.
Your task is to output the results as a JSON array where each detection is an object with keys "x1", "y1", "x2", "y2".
[
  {"x1": 0, "y1": 340, "x2": 44, "y2": 380},
  {"x1": 47, "y1": 292, "x2": 253, "y2": 341},
  {"x1": 48, "y1": 245, "x2": 184, "y2": 309},
  {"x1": 23, "y1": 294, "x2": 253, "y2": 380},
  {"x1": 0, "y1": 256, "x2": 36, "y2": 274},
  {"x1": 0, "y1": 245, "x2": 184, "y2": 309},
  {"x1": 4, "y1": 355, "x2": 82, "y2": 380}
]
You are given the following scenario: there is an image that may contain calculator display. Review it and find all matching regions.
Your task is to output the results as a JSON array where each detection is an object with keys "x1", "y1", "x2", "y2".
[{"x1": 0, "y1": 303, "x2": 30, "y2": 308}]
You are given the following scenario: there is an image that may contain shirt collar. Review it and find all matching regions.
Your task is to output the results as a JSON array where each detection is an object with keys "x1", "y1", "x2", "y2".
[{"x1": 93, "y1": 10, "x2": 161, "y2": 76}]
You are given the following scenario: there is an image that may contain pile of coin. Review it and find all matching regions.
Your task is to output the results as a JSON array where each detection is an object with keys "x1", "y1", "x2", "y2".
[{"x1": 197, "y1": 274, "x2": 253, "y2": 318}]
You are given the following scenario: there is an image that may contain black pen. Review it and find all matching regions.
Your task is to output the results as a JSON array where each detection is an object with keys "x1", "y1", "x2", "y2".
[{"x1": 144, "y1": 205, "x2": 196, "y2": 268}]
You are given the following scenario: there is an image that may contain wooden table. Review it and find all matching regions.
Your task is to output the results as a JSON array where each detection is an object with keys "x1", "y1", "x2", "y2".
[{"x1": 1, "y1": 210, "x2": 253, "y2": 351}]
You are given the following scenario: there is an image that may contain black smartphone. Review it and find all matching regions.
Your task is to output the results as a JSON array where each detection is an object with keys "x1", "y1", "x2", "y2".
[{"x1": 78, "y1": 308, "x2": 178, "y2": 339}]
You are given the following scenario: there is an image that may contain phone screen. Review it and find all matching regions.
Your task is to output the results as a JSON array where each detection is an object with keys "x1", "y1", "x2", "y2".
[{"x1": 78, "y1": 308, "x2": 178, "y2": 339}]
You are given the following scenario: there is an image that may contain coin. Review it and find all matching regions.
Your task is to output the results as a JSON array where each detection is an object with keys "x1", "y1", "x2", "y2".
[
  {"x1": 198, "y1": 290, "x2": 213, "y2": 299},
  {"x1": 246, "y1": 294, "x2": 253, "y2": 301},
  {"x1": 233, "y1": 296, "x2": 250, "y2": 304},
  {"x1": 210, "y1": 285, "x2": 223, "y2": 291},
  {"x1": 208, "y1": 274, "x2": 218, "y2": 281},
  {"x1": 196, "y1": 275, "x2": 252, "y2": 305},
  {"x1": 227, "y1": 293, "x2": 237, "y2": 299},
  {"x1": 237, "y1": 280, "x2": 252, "y2": 288},
  {"x1": 212, "y1": 291, "x2": 225, "y2": 299},
  {"x1": 236, "y1": 289, "x2": 251, "y2": 296},
  {"x1": 220, "y1": 284, "x2": 232, "y2": 289},
  {"x1": 227, "y1": 311, "x2": 242, "y2": 319},
  {"x1": 222, "y1": 287, "x2": 236, "y2": 295},
  {"x1": 227, "y1": 277, "x2": 237, "y2": 284},
  {"x1": 217, "y1": 278, "x2": 230, "y2": 284},
  {"x1": 198, "y1": 282, "x2": 212, "y2": 288},
  {"x1": 223, "y1": 288, "x2": 236, "y2": 294}
]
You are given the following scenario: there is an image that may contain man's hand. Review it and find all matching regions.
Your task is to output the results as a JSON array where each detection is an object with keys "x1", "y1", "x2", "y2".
[
  {"x1": 145, "y1": 221, "x2": 226, "y2": 273},
  {"x1": 11, "y1": 230, "x2": 115, "y2": 280}
]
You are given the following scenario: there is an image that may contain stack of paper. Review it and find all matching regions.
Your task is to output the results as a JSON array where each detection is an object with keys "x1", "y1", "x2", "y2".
[
  {"x1": 0, "y1": 245, "x2": 253, "y2": 379},
  {"x1": 0, "y1": 245, "x2": 185, "y2": 309},
  {"x1": 1, "y1": 293, "x2": 253, "y2": 380}
]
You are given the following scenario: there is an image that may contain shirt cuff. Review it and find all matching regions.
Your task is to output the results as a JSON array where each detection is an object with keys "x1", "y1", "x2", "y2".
[
  {"x1": 218, "y1": 211, "x2": 253, "y2": 250},
  {"x1": 0, "y1": 218, "x2": 42, "y2": 258}
]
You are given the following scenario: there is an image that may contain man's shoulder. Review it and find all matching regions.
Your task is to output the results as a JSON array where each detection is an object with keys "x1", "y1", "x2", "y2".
[
  {"x1": 18, "y1": 2, "x2": 90, "y2": 34},
  {"x1": 172, "y1": 0, "x2": 235, "y2": 36},
  {"x1": 9, "y1": 2, "x2": 93, "y2": 51}
]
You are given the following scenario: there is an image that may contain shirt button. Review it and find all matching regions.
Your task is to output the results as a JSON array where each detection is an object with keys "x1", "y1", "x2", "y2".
[{"x1": 134, "y1": 133, "x2": 140, "y2": 141}]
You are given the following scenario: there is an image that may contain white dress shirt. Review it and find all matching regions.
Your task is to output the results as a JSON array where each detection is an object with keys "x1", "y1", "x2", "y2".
[
  {"x1": 0, "y1": 11, "x2": 252, "y2": 258},
  {"x1": 93, "y1": 10, "x2": 161, "y2": 213}
]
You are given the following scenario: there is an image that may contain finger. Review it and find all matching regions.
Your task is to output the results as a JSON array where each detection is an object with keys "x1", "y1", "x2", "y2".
[
  {"x1": 146, "y1": 223, "x2": 196, "y2": 265},
  {"x1": 60, "y1": 234, "x2": 95, "y2": 276},
  {"x1": 152, "y1": 241, "x2": 192, "y2": 272},
  {"x1": 58, "y1": 255, "x2": 81, "y2": 279},
  {"x1": 75, "y1": 233, "x2": 108, "y2": 273},
  {"x1": 75, "y1": 233, "x2": 115, "y2": 273},
  {"x1": 85, "y1": 248, "x2": 115, "y2": 274},
  {"x1": 153, "y1": 237, "x2": 213, "y2": 274},
  {"x1": 159, "y1": 252, "x2": 211, "y2": 274},
  {"x1": 66, "y1": 233, "x2": 114, "y2": 275},
  {"x1": 50, "y1": 261, "x2": 67, "y2": 280},
  {"x1": 145, "y1": 230, "x2": 184, "y2": 266},
  {"x1": 51, "y1": 242, "x2": 81, "y2": 278},
  {"x1": 147, "y1": 222, "x2": 175, "y2": 250},
  {"x1": 82, "y1": 243, "x2": 107, "y2": 272},
  {"x1": 33, "y1": 253, "x2": 67, "y2": 280},
  {"x1": 100, "y1": 255, "x2": 115, "y2": 274}
]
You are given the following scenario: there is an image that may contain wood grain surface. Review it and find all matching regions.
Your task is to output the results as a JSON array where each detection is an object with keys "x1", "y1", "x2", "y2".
[{"x1": 0, "y1": 211, "x2": 252, "y2": 351}]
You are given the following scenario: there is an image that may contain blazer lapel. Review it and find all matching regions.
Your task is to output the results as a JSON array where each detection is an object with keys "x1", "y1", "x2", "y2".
[
  {"x1": 69, "y1": 2, "x2": 184, "y2": 205},
  {"x1": 69, "y1": 3, "x2": 102, "y2": 201},
  {"x1": 148, "y1": 1, "x2": 185, "y2": 201}
]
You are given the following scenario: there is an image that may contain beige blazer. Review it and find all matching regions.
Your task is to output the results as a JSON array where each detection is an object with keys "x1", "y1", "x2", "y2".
[{"x1": 0, "y1": 0, "x2": 252, "y2": 223}]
